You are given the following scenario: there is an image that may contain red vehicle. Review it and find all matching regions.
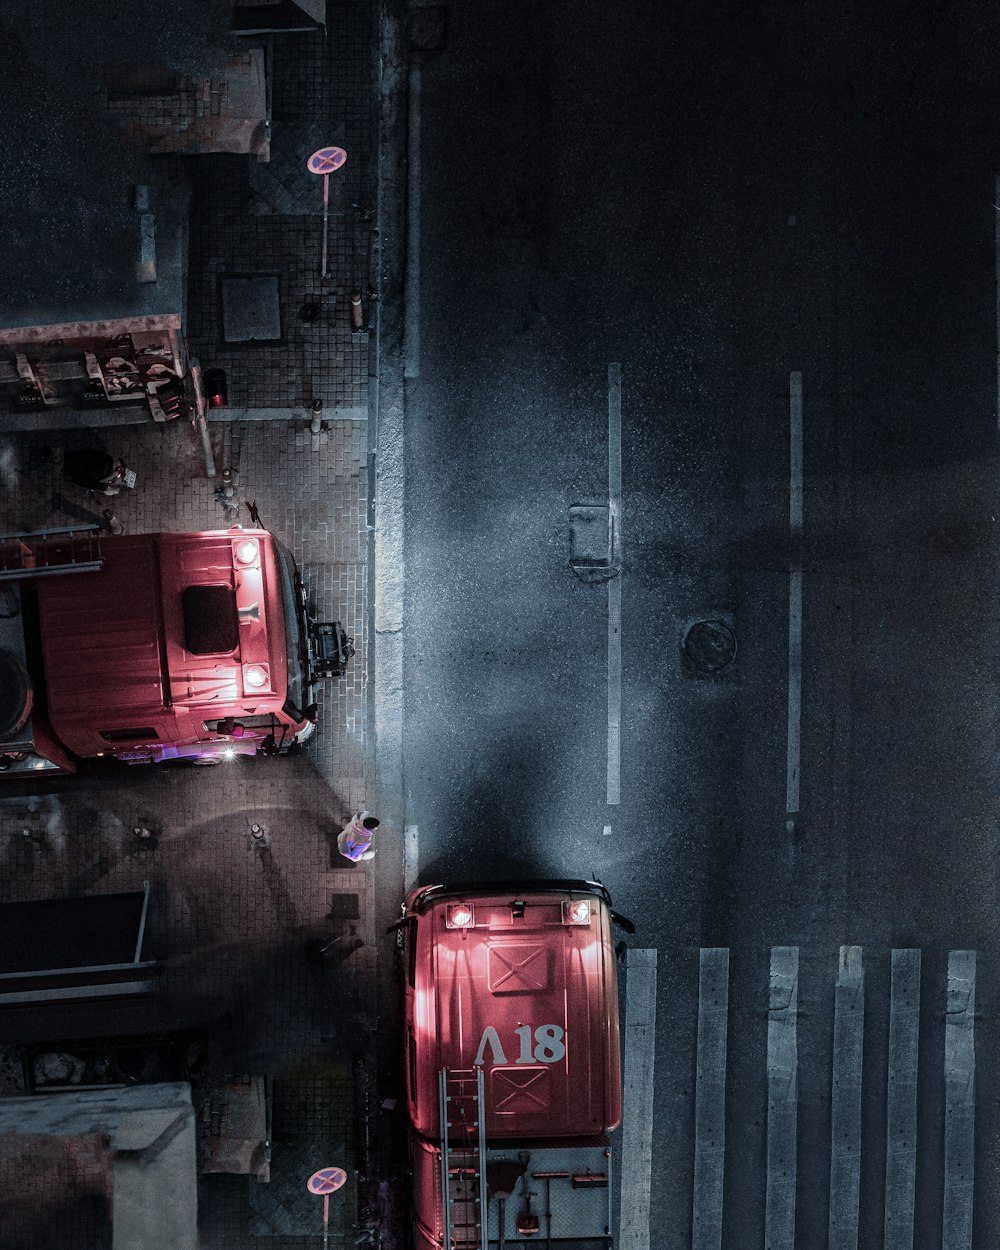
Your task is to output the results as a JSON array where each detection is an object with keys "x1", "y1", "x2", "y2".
[
  {"x1": 0, "y1": 526, "x2": 352, "y2": 775},
  {"x1": 399, "y1": 880, "x2": 630, "y2": 1249}
]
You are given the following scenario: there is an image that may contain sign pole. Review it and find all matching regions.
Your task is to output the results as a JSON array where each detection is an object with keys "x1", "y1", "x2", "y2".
[
  {"x1": 307, "y1": 147, "x2": 348, "y2": 280},
  {"x1": 321, "y1": 173, "x2": 330, "y2": 278},
  {"x1": 307, "y1": 1165, "x2": 347, "y2": 1250}
]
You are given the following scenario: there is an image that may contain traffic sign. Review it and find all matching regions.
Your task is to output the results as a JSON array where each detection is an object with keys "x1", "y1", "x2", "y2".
[
  {"x1": 307, "y1": 1166, "x2": 347, "y2": 1195},
  {"x1": 307, "y1": 147, "x2": 348, "y2": 277},
  {"x1": 307, "y1": 147, "x2": 347, "y2": 175}
]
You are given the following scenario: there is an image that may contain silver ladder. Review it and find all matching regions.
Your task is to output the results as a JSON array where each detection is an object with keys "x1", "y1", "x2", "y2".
[
  {"x1": 438, "y1": 1066, "x2": 489, "y2": 1249},
  {"x1": 0, "y1": 524, "x2": 105, "y2": 582}
]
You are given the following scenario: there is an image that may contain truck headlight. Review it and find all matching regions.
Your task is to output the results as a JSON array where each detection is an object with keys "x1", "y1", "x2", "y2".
[{"x1": 562, "y1": 899, "x2": 591, "y2": 925}]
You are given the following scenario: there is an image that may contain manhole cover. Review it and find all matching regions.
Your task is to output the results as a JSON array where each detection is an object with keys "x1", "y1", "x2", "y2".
[{"x1": 684, "y1": 620, "x2": 737, "y2": 672}]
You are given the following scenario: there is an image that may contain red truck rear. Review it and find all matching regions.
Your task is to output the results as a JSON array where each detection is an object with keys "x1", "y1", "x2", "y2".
[{"x1": 400, "y1": 880, "x2": 625, "y2": 1249}]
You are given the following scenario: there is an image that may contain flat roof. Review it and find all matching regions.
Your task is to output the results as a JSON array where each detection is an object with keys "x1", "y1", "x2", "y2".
[
  {"x1": 0, "y1": 0, "x2": 232, "y2": 335},
  {"x1": 0, "y1": 1082, "x2": 199, "y2": 1250}
]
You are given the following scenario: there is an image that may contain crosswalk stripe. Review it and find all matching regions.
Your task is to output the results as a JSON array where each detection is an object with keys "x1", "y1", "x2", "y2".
[
  {"x1": 765, "y1": 946, "x2": 799, "y2": 1250},
  {"x1": 619, "y1": 948, "x2": 658, "y2": 1250},
  {"x1": 943, "y1": 950, "x2": 976, "y2": 1250},
  {"x1": 692, "y1": 948, "x2": 729, "y2": 1250},
  {"x1": 884, "y1": 949, "x2": 920, "y2": 1250},
  {"x1": 829, "y1": 946, "x2": 864, "y2": 1250}
]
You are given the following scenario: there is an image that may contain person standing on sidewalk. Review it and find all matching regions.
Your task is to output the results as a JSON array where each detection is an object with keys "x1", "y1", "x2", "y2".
[{"x1": 337, "y1": 811, "x2": 380, "y2": 862}]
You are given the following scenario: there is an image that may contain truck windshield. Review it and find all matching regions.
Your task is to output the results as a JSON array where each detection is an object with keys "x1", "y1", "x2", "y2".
[{"x1": 272, "y1": 540, "x2": 309, "y2": 720}]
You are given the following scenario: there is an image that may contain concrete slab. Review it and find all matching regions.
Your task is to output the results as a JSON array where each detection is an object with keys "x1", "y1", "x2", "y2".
[
  {"x1": 0, "y1": 1082, "x2": 199, "y2": 1250},
  {"x1": 221, "y1": 276, "x2": 282, "y2": 343}
]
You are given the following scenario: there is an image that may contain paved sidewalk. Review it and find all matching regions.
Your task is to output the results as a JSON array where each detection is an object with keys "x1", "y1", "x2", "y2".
[
  {"x1": 0, "y1": 3, "x2": 380, "y2": 1246},
  {"x1": 0, "y1": 418, "x2": 373, "y2": 1249},
  {"x1": 186, "y1": 2, "x2": 373, "y2": 413}
]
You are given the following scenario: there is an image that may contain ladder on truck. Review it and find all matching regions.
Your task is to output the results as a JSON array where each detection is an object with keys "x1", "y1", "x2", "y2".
[
  {"x1": 0, "y1": 524, "x2": 105, "y2": 582},
  {"x1": 438, "y1": 1067, "x2": 489, "y2": 1249}
]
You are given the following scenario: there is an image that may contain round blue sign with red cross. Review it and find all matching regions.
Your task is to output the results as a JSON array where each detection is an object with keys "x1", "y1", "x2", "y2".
[
  {"x1": 307, "y1": 147, "x2": 347, "y2": 175},
  {"x1": 307, "y1": 1166, "x2": 347, "y2": 1194}
]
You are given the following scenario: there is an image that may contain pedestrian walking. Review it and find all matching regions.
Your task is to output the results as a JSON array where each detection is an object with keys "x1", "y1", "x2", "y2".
[{"x1": 337, "y1": 811, "x2": 379, "y2": 862}]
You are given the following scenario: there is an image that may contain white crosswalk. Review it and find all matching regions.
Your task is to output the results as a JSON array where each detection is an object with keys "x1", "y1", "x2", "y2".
[
  {"x1": 765, "y1": 946, "x2": 799, "y2": 1250},
  {"x1": 683, "y1": 945, "x2": 978, "y2": 1250},
  {"x1": 692, "y1": 948, "x2": 729, "y2": 1250},
  {"x1": 620, "y1": 948, "x2": 658, "y2": 1250},
  {"x1": 828, "y1": 946, "x2": 864, "y2": 1250},
  {"x1": 884, "y1": 949, "x2": 920, "y2": 1250},
  {"x1": 943, "y1": 950, "x2": 976, "y2": 1250}
]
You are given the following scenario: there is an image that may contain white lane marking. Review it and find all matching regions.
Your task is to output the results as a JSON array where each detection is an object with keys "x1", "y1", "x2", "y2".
[
  {"x1": 619, "y1": 947, "x2": 657, "y2": 1250},
  {"x1": 995, "y1": 175, "x2": 1000, "y2": 431},
  {"x1": 607, "y1": 579, "x2": 621, "y2": 806},
  {"x1": 607, "y1": 362, "x2": 623, "y2": 806},
  {"x1": 766, "y1": 945, "x2": 799, "y2": 1250},
  {"x1": 692, "y1": 948, "x2": 729, "y2": 1250},
  {"x1": 884, "y1": 949, "x2": 921, "y2": 1250},
  {"x1": 603, "y1": 824, "x2": 612, "y2": 836},
  {"x1": 403, "y1": 65, "x2": 421, "y2": 379},
  {"x1": 786, "y1": 372, "x2": 803, "y2": 821},
  {"x1": 943, "y1": 950, "x2": 976, "y2": 1250},
  {"x1": 829, "y1": 946, "x2": 865, "y2": 1250},
  {"x1": 403, "y1": 823, "x2": 419, "y2": 893}
]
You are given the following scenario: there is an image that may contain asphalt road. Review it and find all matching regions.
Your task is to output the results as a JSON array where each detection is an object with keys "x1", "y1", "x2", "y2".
[{"x1": 401, "y1": 3, "x2": 1000, "y2": 1247}]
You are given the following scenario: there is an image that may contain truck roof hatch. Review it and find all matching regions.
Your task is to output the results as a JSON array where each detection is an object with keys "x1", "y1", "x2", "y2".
[{"x1": 182, "y1": 585, "x2": 238, "y2": 654}]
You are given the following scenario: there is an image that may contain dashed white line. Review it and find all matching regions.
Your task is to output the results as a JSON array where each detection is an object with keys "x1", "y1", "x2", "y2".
[
  {"x1": 692, "y1": 948, "x2": 729, "y2": 1250},
  {"x1": 607, "y1": 362, "x2": 622, "y2": 807},
  {"x1": 403, "y1": 822, "x2": 419, "y2": 893},
  {"x1": 786, "y1": 372, "x2": 803, "y2": 823},
  {"x1": 995, "y1": 175, "x2": 1000, "y2": 431},
  {"x1": 766, "y1": 945, "x2": 799, "y2": 1250},
  {"x1": 403, "y1": 65, "x2": 422, "y2": 379},
  {"x1": 619, "y1": 947, "x2": 657, "y2": 1250}
]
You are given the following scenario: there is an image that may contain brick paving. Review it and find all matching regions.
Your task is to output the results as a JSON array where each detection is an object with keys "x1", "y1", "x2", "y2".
[
  {"x1": 0, "y1": 3, "x2": 380, "y2": 1246},
  {"x1": 186, "y1": 2, "x2": 373, "y2": 411}
]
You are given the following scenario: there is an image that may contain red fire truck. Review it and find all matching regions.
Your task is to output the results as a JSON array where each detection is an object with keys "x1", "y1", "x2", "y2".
[
  {"x1": 399, "y1": 879, "x2": 630, "y2": 1250},
  {"x1": 0, "y1": 525, "x2": 352, "y2": 776}
]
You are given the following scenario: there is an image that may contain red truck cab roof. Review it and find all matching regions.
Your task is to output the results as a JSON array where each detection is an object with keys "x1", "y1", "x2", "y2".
[
  {"x1": 35, "y1": 530, "x2": 292, "y2": 758},
  {"x1": 404, "y1": 880, "x2": 623, "y2": 1142}
]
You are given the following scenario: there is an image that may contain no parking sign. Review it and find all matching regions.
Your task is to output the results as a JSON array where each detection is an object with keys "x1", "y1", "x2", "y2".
[
  {"x1": 307, "y1": 1165, "x2": 347, "y2": 1248},
  {"x1": 307, "y1": 146, "x2": 348, "y2": 278}
]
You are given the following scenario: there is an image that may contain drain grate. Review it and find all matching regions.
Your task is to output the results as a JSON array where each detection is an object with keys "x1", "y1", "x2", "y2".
[{"x1": 327, "y1": 892, "x2": 360, "y2": 920}]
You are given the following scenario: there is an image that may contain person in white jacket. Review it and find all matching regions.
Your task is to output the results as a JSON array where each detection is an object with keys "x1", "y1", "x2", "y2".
[{"x1": 337, "y1": 811, "x2": 380, "y2": 861}]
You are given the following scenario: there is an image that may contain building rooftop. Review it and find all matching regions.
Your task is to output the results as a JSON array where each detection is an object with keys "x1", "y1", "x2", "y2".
[{"x1": 0, "y1": 0, "x2": 234, "y2": 335}]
